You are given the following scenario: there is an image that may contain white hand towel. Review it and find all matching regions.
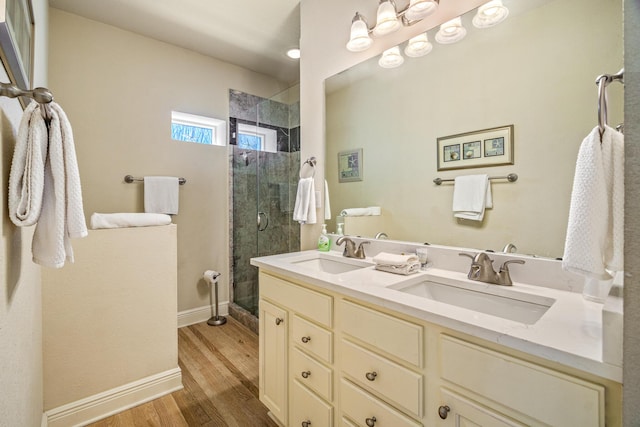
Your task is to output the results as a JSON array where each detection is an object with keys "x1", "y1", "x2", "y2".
[
  {"x1": 372, "y1": 251, "x2": 419, "y2": 266},
  {"x1": 375, "y1": 261, "x2": 421, "y2": 275},
  {"x1": 324, "y1": 180, "x2": 331, "y2": 220},
  {"x1": 339, "y1": 206, "x2": 381, "y2": 216},
  {"x1": 8, "y1": 102, "x2": 88, "y2": 268},
  {"x1": 293, "y1": 177, "x2": 317, "y2": 224},
  {"x1": 563, "y1": 125, "x2": 624, "y2": 280},
  {"x1": 90, "y1": 213, "x2": 172, "y2": 229},
  {"x1": 452, "y1": 174, "x2": 491, "y2": 221},
  {"x1": 144, "y1": 176, "x2": 180, "y2": 214}
]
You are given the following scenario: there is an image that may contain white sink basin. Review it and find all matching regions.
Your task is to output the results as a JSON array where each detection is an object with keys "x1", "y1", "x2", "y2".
[
  {"x1": 389, "y1": 279, "x2": 555, "y2": 325},
  {"x1": 288, "y1": 253, "x2": 371, "y2": 275}
]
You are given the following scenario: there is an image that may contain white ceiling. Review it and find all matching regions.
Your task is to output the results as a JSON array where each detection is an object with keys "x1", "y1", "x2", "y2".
[{"x1": 48, "y1": 0, "x2": 302, "y2": 84}]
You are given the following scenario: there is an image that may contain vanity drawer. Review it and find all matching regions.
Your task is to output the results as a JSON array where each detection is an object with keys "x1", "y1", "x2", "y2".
[
  {"x1": 340, "y1": 339, "x2": 423, "y2": 418},
  {"x1": 291, "y1": 379, "x2": 333, "y2": 427},
  {"x1": 440, "y1": 335, "x2": 605, "y2": 427},
  {"x1": 340, "y1": 300, "x2": 423, "y2": 367},
  {"x1": 292, "y1": 314, "x2": 333, "y2": 363},
  {"x1": 260, "y1": 272, "x2": 332, "y2": 327},
  {"x1": 291, "y1": 347, "x2": 333, "y2": 402},
  {"x1": 340, "y1": 379, "x2": 421, "y2": 427}
]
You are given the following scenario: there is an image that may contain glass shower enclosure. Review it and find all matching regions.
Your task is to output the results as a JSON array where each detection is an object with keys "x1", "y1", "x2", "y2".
[{"x1": 229, "y1": 85, "x2": 300, "y2": 329}]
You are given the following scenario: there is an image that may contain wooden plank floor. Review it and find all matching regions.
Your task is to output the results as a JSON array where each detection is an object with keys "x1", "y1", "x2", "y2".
[{"x1": 88, "y1": 317, "x2": 278, "y2": 427}]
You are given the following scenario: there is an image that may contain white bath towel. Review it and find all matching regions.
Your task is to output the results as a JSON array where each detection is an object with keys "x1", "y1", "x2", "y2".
[
  {"x1": 375, "y1": 262, "x2": 421, "y2": 275},
  {"x1": 90, "y1": 213, "x2": 172, "y2": 229},
  {"x1": 339, "y1": 206, "x2": 381, "y2": 217},
  {"x1": 324, "y1": 180, "x2": 331, "y2": 220},
  {"x1": 563, "y1": 125, "x2": 624, "y2": 280},
  {"x1": 293, "y1": 177, "x2": 317, "y2": 224},
  {"x1": 144, "y1": 176, "x2": 180, "y2": 214},
  {"x1": 372, "y1": 252, "x2": 419, "y2": 267},
  {"x1": 452, "y1": 174, "x2": 492, "y2": 221},
  {"x1": 9, "y1": 101, "x2": 88, "y2": 268}
]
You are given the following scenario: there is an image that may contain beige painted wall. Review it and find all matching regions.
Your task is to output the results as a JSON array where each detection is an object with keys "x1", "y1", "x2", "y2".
[
  {"x1": 324, "y1": 0, "x2": 622, "y2": 258},
  {"x1": 42, "y1": 225, "x2": 178, "y2": 410},
  {"x1": 48, "y1": 9, "x2": 287, "y2": 314},
  {"x1": 0, "y1": 0, "x2": 48, "y2": 425}
]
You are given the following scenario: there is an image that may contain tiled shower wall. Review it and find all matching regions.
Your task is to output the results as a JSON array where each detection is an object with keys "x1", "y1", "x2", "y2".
[{"x1": 229, "y1": 89, "x2": 301, "y2": 319}]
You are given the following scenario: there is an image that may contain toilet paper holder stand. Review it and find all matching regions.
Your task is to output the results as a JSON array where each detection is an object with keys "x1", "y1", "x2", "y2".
[{"x1": 204, "y1": 271, "x2": 227, "y2": 326}]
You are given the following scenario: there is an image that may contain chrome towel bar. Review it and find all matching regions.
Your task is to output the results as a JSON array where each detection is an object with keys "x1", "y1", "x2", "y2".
[
  {"x1": 124, "y1": 175, "x2": 186, "y2": 185},
  {"x1": 433, "y1": 173, "x2": 518, "y2": 186}
]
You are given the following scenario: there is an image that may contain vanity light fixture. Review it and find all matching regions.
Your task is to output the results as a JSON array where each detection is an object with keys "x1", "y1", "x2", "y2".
[
  {"x1": 472, "y1": 0, "x2": 509, "y2": 28},
  {"x1": 346, "y1": 0, "x2": 439, "y2": 52},
  {"x1": 404, "y1": 32, "x2": 433, "y2": 57},
  {"x1": 378, "y1": 46, "x2": 405, "y2": 68},
  {"x1": 435, "y1": 16, "x2": 467, "y2": 44}
]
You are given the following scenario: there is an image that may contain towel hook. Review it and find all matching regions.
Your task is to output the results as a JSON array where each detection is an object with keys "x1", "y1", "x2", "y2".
[{"x1": 300, "y1": 156, "x2": 316, "y2": 179}]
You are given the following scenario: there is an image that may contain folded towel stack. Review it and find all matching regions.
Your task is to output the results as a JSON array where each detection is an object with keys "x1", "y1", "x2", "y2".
[
  {"x1": 373, "y1": 252, "x2": 421, "y2": 275},
  {"x1": 452, "y1": 174, "x2": 492, "y2": 221},
  {"x1": 340, "y1": 206, "x2": 381, "y2": 216},
  {"x1": 90, "y1": 213, "x2": 172, "y2": 229}
]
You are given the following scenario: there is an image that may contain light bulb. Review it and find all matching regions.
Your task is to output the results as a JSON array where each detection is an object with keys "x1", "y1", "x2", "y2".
[
  {"x1": 378, "y1": 46, "x2": 404, "y2": 68},
  {"x1": 346, "y1": 13, "x2": 373, "y2": 52},
  {"x1": 404, "y1": 32, "x2": 433, "y2": 57},
  {"x1": 473, "y1": 0, "x2": 509, "y2": 28},
  {"x1": 405, "y1": 0, "x2": 439, "y2": 22},
  {"x1": 373, "y1": 0, "x2": 401, "y2": 37},
  {"x1": 435, "y1": 17, "x2": 467, "y2": 44}
]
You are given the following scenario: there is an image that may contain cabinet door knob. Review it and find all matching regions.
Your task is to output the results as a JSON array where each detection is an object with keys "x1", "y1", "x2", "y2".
[
  {"x1": 301, "y1": 421, "x2": 311, "y2": 427},
  {"x1": 301, "y1": 336, "x2": 311, "y2": 343},
  {"x1": 365, "y1": 371, "x2": 378, "y2": 381},
  {"x1": 301, "y1": 370, "x2": 311, "y2": 379},
  {"x1": 275, "y1": 317, "x2": 283, "y2": 325},
  {"x1": 438, "y1": 405, "x2": 451, "y2": 419},
  {"x1": 365, "y1": 416, "x2": 377, "y2": 426}
]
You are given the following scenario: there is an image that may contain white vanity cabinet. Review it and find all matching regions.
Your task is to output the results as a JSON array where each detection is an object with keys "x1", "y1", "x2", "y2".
[{"x1": 257, "y1": 270, "x2": 621, "y2": 427}]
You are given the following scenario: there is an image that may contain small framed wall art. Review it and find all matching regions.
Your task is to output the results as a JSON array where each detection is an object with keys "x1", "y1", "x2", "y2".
[
  {"x1": 338, "y1": 148, "x2": 363, "y2": 183},
  {"x1": 437, "y1": 125, "x2": 514, "y2": 171},
  {"x1": 0, "y1": 0, "x2": 34, "y2": 108}
]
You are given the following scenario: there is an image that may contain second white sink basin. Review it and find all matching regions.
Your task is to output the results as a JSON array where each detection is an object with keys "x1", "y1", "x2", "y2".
[
  {"x1": 288, "y1": 252, "x2": 371, "y2": 275},
  {"x1": 389, "y1": 279, "x2": 555, "y2": 325}
]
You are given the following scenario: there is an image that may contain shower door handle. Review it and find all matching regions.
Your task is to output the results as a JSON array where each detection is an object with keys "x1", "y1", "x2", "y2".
[{"x1": 257, "y1": 211, "x2": 269, "y2": 232}]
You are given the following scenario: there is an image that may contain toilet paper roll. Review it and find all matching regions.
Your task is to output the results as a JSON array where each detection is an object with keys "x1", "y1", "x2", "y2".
[{"x1": 203, "y1": 270, "x2": 220, "y2": 285}]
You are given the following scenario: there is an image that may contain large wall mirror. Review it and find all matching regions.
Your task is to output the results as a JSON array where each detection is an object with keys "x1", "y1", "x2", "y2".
[{"x1": 325, "y1": 0, "x2": 623, "y2": 259}]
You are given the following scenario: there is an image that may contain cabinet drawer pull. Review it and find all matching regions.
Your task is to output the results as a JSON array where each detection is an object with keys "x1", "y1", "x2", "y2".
[
  {"x1": 365, "y1": 371, "x2": 378, "y2": 381},
  {"x1": 301, "y1": 370, "x2": 311, "y2": 379},
  {"x1": 275, "y1": 317, "x2": 283, "y2": 325},
  {"x1": 438, "y1": 405, "x2": 451, "y2": 419},
  {"x1": 301, "y1": 421, "x2": 311, "y2": 427},
  {"x1": 301, "y1": 336, "x2": 311, "y2": 343},
  {"x1": 365, "y1": 416, "x2": 377, "y2": 426}
]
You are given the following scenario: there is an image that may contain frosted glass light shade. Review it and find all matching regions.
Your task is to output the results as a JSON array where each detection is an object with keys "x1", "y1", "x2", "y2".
[
  {"x1": 347, "y1": 14, "x2": 373, "y2": 52},
  {"x1": 378, "y1": 46, "x2": 404, "y2": 68},
  {"x1": 473, "y1": 0, "x2": 509, "y2": 28},
  {"x1": 405, "y1": 0, "x2": 439, "y2": 22},
  {"x1": 404, "y1": 32, "x2": 433, "y2": 57},
  {"x1": 373, "y1": 0, "x2": 401, "y2": 37},
  {"x1": 435, "y1": 17, "x2": 467, "y2": 44}
]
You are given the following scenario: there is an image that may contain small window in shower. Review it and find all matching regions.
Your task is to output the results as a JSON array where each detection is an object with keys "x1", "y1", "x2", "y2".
[
  {"x1": 171, "y1": 111, "x2": 226, "y2": 146},
  {"x1": 237, "y1": 122, "x2": 277, "y2": 153}
]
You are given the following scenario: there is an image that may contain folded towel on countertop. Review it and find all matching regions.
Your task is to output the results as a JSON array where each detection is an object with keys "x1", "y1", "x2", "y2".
[
  {"x1": 563, "y1": 125, "x2": 624, "y2": 280},
  {"x1": 293, "y1": 177, "x2": 317, "y2": 224},
  {"x1": 144, "y1": 176, "x2": 180, "y2": 214},
  {"x1": 375, "y1": 262, "x2": 421, "y2": 275},
  {"x1": 90, "y1": 213, "x2": 172, "y2": 229},
  {"x1": 340, "y1": 206, "x2": 381, "y2": 216},
  {"x1": 372, "y1": 252, "x2": 419, "y2": 266},
  {"x1": 452, "y1": 174, "x2": 492, "y2": 221}
]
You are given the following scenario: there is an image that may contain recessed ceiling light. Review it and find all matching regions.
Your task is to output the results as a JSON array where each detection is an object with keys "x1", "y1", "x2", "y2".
[{"x1": 286, "y1": 48, "x2": 300, "y2": 59}]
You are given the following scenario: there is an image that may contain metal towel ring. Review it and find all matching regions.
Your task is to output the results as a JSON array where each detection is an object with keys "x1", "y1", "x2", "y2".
[{"x1": 299, "y1": 156, "x2": 317, "y2": 179}]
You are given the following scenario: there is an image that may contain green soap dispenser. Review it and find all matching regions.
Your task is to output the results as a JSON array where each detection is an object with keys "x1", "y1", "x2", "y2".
[{"x1": 318, "y1": 224, "x2": 331, "y2": 252}]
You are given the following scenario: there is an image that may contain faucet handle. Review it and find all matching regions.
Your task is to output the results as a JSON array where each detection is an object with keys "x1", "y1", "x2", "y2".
[
  {"x1": 355, "y1": 241, "x2": 370, "y2": 258},
  {"x1": 459, "y1": 252, "x2": 474, "y2": 261},
  {"x1": 500, "y1": 259, "x2": 525, "y2": 271},
  {"x1": 497, "y1": 259, "x2": 525, "y2": 286}
]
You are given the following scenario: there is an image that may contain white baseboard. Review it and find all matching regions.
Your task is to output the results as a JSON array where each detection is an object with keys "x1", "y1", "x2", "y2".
[
  {"x1": 44, "y1": 368, "x2": 183, "y2": 427},
  {"x1": 177, "y1": 302, "x2": 229, "y2": 328}
]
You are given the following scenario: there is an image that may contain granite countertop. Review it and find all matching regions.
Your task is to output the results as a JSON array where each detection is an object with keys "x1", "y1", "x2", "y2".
[{"x1": 251, "y1": 248, "x2": 622, "y2": 383}]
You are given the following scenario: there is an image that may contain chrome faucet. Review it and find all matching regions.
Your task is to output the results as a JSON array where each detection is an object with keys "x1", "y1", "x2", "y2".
[
  {"x1": 459, "y1": 252, "x2": 525, "y2": 286},
  {"x1": 502, "y1": 243, "x2": 518, "y2": 253},
  {"x1": 336, "y1": 236, "x2": 369, "y2": 259}
]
